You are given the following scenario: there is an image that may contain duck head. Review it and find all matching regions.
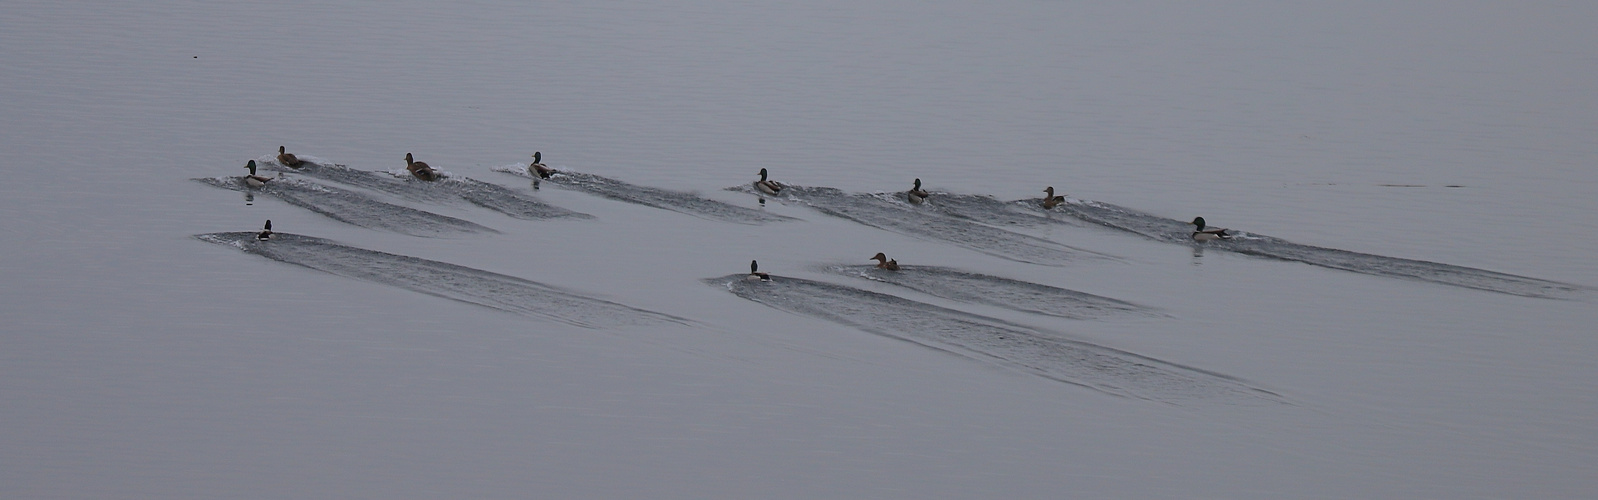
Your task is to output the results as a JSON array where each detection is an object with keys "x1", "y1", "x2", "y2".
[
  {"x1": 871, "y1": 252, "x2": 890, "y2": 263},
  {"x1": 405, "y1": 152, "x2": 414, "y2": 166},
  {"x1": 913, "y1": 179, "x2": 922, "y2": 190},
  {"x1": 758, "y1": 168, "x2": 770, "y2": 181},
  {"x1": 245, "y1": 160, "x2": 258, "y2": 175},
  {"x1": 1190, "y1": 217, "x2": 1208, "y2": 231},
  {"x1": 532, "y1": 151, "x2": 541, "y2": 164}
]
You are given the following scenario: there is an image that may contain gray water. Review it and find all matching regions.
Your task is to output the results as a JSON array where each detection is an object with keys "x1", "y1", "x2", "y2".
[{"x1": 5, "y1": 1, "x2": 1597, "y2": 498}]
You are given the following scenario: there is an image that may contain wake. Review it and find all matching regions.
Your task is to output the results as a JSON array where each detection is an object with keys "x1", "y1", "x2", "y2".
[
  {"x1": 496, "y1": 167, "x2": 795, "y2": 225},
  {"x1": 937, "y1": 193, "x2": 1585, "y2": 299},
  {"x1": 822, "y1": 264, "x2": 1154, "y2": 320},
  {"x1": 194, "y1": 176, "x2": 495, "y2": 237},
  {"x1": 198, "y1": 232, "x2": 689, "y2": 329},
  {"x1": 733, "y1": 185, "x2": 1114, "y2": 266},
  {"x1": 264, "y1": 160, "x2": 591, "y2": 220},
  {"x1": 708, "y1": 274, "x2": 1283, "y2": 405}
]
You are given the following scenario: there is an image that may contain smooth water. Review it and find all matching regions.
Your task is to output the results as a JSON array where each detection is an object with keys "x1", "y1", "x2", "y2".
[{"x1": 4, "y1": 1, "x2": 1597, "y2": 498}]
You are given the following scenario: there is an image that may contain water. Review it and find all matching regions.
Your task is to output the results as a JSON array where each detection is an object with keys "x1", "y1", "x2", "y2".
[{"x1": 4, "y1": 1, "x2": 1597, "y2": 498}]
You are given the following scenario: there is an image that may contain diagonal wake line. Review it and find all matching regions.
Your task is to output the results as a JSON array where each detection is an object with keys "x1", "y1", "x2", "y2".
[
  {"x1": 263, "y1": 159, "x2": 590, "y2": 220},
  {"x1": 496, "y1": 167, "x2": 795, "y2": 224},
  {"x1": 707, "y1": 274, "x2": 1284, "y2": 405},
  {"x1": 732, "y1": 185, "x2": 1115, "y2": 266},
  {"x1": 198, "y1": 232, "x2": 690, "y2": 329},
  {"x1": 193, "y1": 176, "x2": 495, "y2": 237},
  {"x1": 821, "y1": 264, "x2": 1156, "y2": 320},
  {"x1": 936, "y1": 193, "x2": 1586, "y2": 299}
]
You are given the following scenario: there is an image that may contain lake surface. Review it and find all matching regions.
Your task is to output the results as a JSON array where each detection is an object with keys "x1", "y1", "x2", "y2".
[{"x1": 4, "y1": 1, "x2": 1596, "y2": 498}]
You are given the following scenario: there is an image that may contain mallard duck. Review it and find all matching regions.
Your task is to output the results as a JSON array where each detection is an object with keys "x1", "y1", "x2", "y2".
[
  {"x1": 1189, "y1": 216, "x2": 1232, "y2": 241},
  {"x1": 1042, "y1": 186, "x2": 1066, "y2": 209},
  {"x1": 754, "y1": 168, "x2": 783, "y2": 196},
  {"x1": 907, "y1": 178, "x2": 929, "y2": 205},
  {"x1": 405, "y1": 153, "x2": 441, "y2": 181},
  {"x1": 746, "y1": 260, "x2": 771, "y2": 282},
  {"x1": 277, "y1": 146, "x2": 303, "y2": 168},
  {"x1": 528, "y1": 151, "x2": 555, "y2": 179},
  {"x1": 243, "y1": 160, "x2": 274, "y2": 188},
  {"x1": 256, "y1": 220, "x2": 274, "y2": 240},
  {"x1": 870, "y1": 252, "x2": 900, "y2": 271}
]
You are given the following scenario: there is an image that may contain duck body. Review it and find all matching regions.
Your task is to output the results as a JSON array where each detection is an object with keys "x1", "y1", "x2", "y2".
[
  {"x1": 870, "y1": 252, "x2": 900, "y2": 271},
  {"x1": 1042, "y1": 186, "x2": 1066, "y2": 209},
  {"x1": 243, "y1": 160, "x2": 274, "y2": 188},
  {"x1": 754, "y1": 168, "x2": 783, "y2": 196},
  {"x1": 276, "y1": 146, "x2": 303, "y2": 168},
  {"x1": 529, "y1": 152, "x2": 555, "y2": 179},
  {"x1": 405, "y1": 153, "x2": 441, "y2": 181},
  {"x1": 746, "y1": 260, "x2": 772, "y2": 282},
  {"x1": 1189, "y1": 216, "x2": 1231, "y2": 241},
  {"x1": 907, "y1": 178, "x2": 929, "y2": 205}
]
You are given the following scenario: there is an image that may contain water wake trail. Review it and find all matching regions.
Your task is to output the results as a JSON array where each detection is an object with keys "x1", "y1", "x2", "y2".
[
  {"x1": 496, "y1": 167, "x2": 795, "y2": 224},
  {"x1": 935, "y1": 193, "x2": 1585, "y2": 299},
  {"x1": 193, "y1": 177, "x2": 494, "y2": 237},
  {"x1": 198, "y1": 232, "x2": 689, "y2": 329},
  {"x1": 265, "y1": 159, "x2": 590, "y2": 220},
  {"x1": 707, "y1": 274, "x2": 1282, "y2": 404},
  {"x1": 822, "y1": 265, "x2": 1154, "y2": 320},
  {"x1": 733, "y1": 185, "x2": 1114, "y2": 266}
]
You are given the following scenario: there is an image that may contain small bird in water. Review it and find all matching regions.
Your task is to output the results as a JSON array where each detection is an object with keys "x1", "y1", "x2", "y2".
[
  {"x1": 528, "y1": 151, "x2": 555, "y2": 179},
  {"x1": 405, "y1": 153, "x2": 441, "y2": 181},
  {"x1": 276, "y1": 146, "x2": 303, "y2": 168},
  {"x1": 870, "y1": 252, "x2": 900, "y2": 271},
  {"x1": 754, "y1": 168, "x2": 783, "y2": 196},
  {"x1": 746, "y1": 260, "x2": 771, "y2": 282},
  {"x1": 243, "y1": 160, "x2": 274, "y2": 188},
  {"x1": 1189, "y1": 216, "x2": 1232, "y2": 241},
  {"x1": 256, "y1": 220, "x2": 274, "y2": 240},
  {"x1": 907, "y1": 178, "x2": 929, "y2": 205},
  {"x1": 1042, "y1": 186, "x2": 1066, "y2": 209}
]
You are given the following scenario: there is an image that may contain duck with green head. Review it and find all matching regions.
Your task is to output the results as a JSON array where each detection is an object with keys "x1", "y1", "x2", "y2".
[
  {"x1": 754, "y1": 168, "x2": 783, "y2": 196},
  {"x1": 907, "y1": 179, "x2": 929, "y2": 205},
  {"x1": 1189, "y1": 216, "x2": 1232, "y2": 241},
  {"x1": 243, "y1": 160, "x2": 274, "y2": 188},
  {"x1": 746, "y1": 260, "x2": 771, "y2": 282},
  {"x1": 529, "y1": 151, "x2": 555, "y2": 179}
]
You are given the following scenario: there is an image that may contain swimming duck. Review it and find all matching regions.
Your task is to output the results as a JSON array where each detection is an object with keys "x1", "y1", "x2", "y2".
[
  {"x1": 754, "y1": 168, "x2": 783, "y2": 196},
  {"x1": 870, "y1": 252, "x2": 900, "y2": 271},
  {"x1": 1042, "y1": 186, "x2": 1066, "y2": 209},
  {"x1": 256, "y1": 220, "x2": 274, "y2": 240},
  {"x1": 276, "y1": 146, "x2": 303, "y2": 168},
  {"x1": 243, "y1": 160, "x2": 274, "y2": 188},
  {"x1": 746, "y1": 260, "x2": 771, "y2": 282},
  {"x1": 528, "y1": 151, "x2": 555, "y2": 179},
  {"x1": 1189, "y1": 216, "x2": 1232, "y2": 241},
  {"x1": 907, "y1": 178, "x2": 929, "y2": 205},
  {"x1": 405, "y1": 153, "x2": 441, "y2": 181}
]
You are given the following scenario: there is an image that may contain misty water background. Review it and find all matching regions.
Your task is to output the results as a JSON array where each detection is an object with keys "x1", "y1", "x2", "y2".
[{"x1": 4, "y1": 1, "x2": 1596, "y2": 498}]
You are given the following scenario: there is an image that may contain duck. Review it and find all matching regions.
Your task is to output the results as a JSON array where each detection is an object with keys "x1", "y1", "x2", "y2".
[
  {"x1": 746, "y1": 260, "x2": 771, "y2": 282},
  {"x1": 276, "y1": 146, "x2": 303, "y2": 168},
  {"x1": 1042, "y1": 186, "x2": 1066, "y2": 209},
  {"x1": 528, "y1": 151, "x2": 555, "y2": 179},
  {"x1": 404, "y1": 153, "x2": 441, "y2": 181},
  {"x1": 243, "y1": 160, "x2": 274, "y2": 188},
  {"x1": 907, "y1": 178, "x2": 929, "y2": 205},
  {"x1": 754, "y1": 168, "x2": 783, "y2": 196},
  {"x1": 1189, "y1": 216, "x2": 1232, "y2": 241},
  {"x1": 256, "y1": 220, "x2": 274, "y2": 240},
  {"x1": 870, "y1": 252, "x2": 900, "y2": 271}
]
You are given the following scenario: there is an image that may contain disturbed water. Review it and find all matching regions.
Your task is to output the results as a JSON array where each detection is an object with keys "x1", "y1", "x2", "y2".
[{"x1": 5, "y1": 1, "x2": 1597, "y2": 498}]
